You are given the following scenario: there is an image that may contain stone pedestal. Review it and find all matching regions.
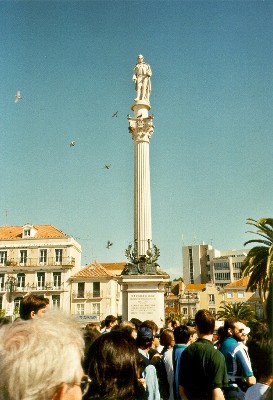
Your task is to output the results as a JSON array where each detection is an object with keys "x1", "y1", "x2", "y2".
[{"x1": 118, "y1": 274, "x2": 169, "y2": 328}]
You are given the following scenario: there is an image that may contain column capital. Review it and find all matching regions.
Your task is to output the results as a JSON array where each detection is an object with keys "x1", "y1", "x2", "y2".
[{"x1": 128, "y1": 115, "x2": 154, "y2": 143}]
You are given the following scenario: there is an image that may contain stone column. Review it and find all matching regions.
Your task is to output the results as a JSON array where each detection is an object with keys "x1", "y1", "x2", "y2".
[{"x1": 128, "y1": 100, "x2": 154, "y2": 258}]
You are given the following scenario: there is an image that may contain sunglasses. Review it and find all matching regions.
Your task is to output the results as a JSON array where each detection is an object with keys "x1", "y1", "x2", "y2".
[
  {"x1": 74, "y1": 375, "x2": 92, "y2": 396},
  {"x1": 238, "y1": 329, "x2": 245, "y2": 333}
]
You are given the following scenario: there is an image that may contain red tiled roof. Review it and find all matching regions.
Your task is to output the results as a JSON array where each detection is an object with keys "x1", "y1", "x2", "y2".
[
  {"x1": 185, "y1": 284, "x2": 206, "y2": 291},
  {"x1": 100, "y1": 262, "x2": 126, "y2": 274},
  {"x1": 73, "y1": 262, "x2": 114, "y2": 278},
  {"x1": 0, "y1": 225, "x2": 69, "y2": 240},
  {"x1": 226, "y1": 276, "x2": 250, "y2": 288}
]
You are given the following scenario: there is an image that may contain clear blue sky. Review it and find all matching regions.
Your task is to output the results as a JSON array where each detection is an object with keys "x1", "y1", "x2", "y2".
[{"x1": 1, "y1": 0, "x2": 273, "y2": 278}]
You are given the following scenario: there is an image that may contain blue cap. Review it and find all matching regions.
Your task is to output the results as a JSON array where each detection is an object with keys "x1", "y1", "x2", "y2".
[{"x1": 138, "y1": 327, "x2": 153, "y2": 340}]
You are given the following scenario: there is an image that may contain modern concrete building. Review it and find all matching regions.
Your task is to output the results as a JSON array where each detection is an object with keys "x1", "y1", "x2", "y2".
[
  {"x1": 182, "y1": 244, "x2": 249, "y2": 287},
  {"x1": 0, "y1": 224, "x2": 81, "y2": 316}
]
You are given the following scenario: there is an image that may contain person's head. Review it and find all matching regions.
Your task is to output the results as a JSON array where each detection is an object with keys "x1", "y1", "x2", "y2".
[
  {"x1": 104, "y1": 315, "x2": 117, "y2": 329},
  {"x1": 137, "y1": 54, "x2": 144, "y2": 63},
  {"x1": 223, "y1": 318, "x2": 246, "y2": 342},
  {"x1": 171, "y1": 320, "x2": 180, "y2": 330},
  {"x1": 140, "y1": 320, "x2": 158, "y2": 348},
  {"x1": 86, "y1": 330, "x2": 140, "y2": 399},
  {"x1": 174, "y1": 325, "x2": 197, "y2": 345},
  {"x1": 119, "y1": 321, "x2": 137, "y2": 340},
  {"x1": 165, "y1": 317, "x2": 173, "y2": 330},
  {"x1": 0, "y1": 311, "x2": 85, "y2": 400},
  {"x1": 160, "y1": 328, "x2": 175, "y2": 349},
  {"x1": 20, "y1": 294, "x2": 49, "y2": 320},
  {"x1": 195, "y1": 309, "x2": 215, "y2": 336},
  {"x1": 130, "y1": 318, "x2": 142, "y2": 330},
  {"x1": 136, "y1": 326, "x2": 154, "y2": 350}
]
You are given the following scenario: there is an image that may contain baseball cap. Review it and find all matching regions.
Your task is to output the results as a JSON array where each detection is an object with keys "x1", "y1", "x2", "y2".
[{"x1": 138, "y1": 327, "x2": 153, "y2": 341}]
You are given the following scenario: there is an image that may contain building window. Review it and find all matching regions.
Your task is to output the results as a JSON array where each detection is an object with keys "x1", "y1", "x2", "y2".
[
  {"x1": 226, "y1": 291, "x2": 234, "y2": 298},
  {"x1": 77, "y1": 282, "x2": 85, "y2": 298},
  {"x1": 17, "y1": 273, "x2": 25, "y2": 289},
  {"x1": 20, "y1": 250, "x2": 27, "y2": 265},
  {"x1": 53, "y1": 272, "x2": 61, "y2": 289},
  {"x1": 183, "y1": 307, "x2": 188, "y2": 315},
  {"x1": 23, "y1": 228, "x2": 30, "y2": 237},
  {"x1": 0, "y1": 296, "x2": 2, "y2": 309},
  {"x1": 0, "y1": 274, "x2": 5, "y2": 290},
  {"x1": 37, "y1": 272, "x2": 45, "y2": 289},
  {"x1": 93, "y1": 282, "x2": 100, "y2": 297},
  {"x1": 0, "y1": 251, "x2": 7, "y2": 265},
  {"x1": 77, "y1": 304, "x2": 85, "y2": 315},
  {"x1": 55, "y1": 249, "x2": 63, "y2": 264},
  {"x1": 52, "y1": 295, "x2": 60, "y2": 308},
  {"x1": 14, "y1": 297, "x2": 22, "y2": 311},
  {"x1": 209, "y1": 308, "x2": 216, "y2": 316},
  {"x1": 189, "y1": 248, "x2": 194, "y2": 284},
  {"x1": 238, "y1": 290, "x2": 245, "y2": 298},
  {"x1": 92, "y1": 303, "x2": 100, "y2": 315},
  {"x1": 208, "y1": 294, "x2": 215, "y2": 304},
  {"x1": 39, "y1": 249, "x2": 47, "y2": 264}
]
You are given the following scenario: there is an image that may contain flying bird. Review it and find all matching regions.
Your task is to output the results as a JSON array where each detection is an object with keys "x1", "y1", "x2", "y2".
[
  {"x1": 70, "y1": 141, "x2": 76, "y2": 147},
  {"x1": 15, "y1": 91, "x2": 22, "y2": 103},
  {"x1": 106, "y1": 241, "x2": 113, "y2": 249},
  {"x1": 103, "y1": 164, "x2": 111, "y2": 170},
  {"x1": 112, "y1": 111, "x2": 118, "y2": 117}
]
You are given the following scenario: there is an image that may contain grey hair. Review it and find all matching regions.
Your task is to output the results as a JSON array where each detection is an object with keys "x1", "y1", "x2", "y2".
[{"x1": 0, "y1": 311, "x2": 84, "y2": 400}]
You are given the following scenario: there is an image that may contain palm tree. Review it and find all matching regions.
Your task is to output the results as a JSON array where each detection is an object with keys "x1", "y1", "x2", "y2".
[
  {"x1": 216, "y1": 302, "x2": 255, "y2": 321},
  {"x1": 241, "y1": 218, "x2": 273, "y2": 302}
]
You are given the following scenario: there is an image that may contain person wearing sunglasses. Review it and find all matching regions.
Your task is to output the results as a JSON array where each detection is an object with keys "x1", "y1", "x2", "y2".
[
  {"x1": 0, "y1": 310, "x2": 86, "y2": 400},
  {"x1": 220, "y1": 318, "x2": 256, "y2": 399}
]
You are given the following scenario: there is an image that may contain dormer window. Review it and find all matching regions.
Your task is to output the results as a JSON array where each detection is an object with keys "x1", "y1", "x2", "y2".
[
  {"x1": 22, "y1": 224, "x2": 37, "y2": 238},
  {"x1": 24, "y1": 228, "x2": 30, "y2": 237}
]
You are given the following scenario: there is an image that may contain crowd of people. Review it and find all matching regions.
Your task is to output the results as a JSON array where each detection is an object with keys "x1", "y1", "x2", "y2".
[{"x1": 0, "y1": 293, "x2": 272, "y2": 400}]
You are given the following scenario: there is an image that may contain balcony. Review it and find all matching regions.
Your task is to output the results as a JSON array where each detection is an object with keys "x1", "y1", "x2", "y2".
[
  {"x1": 0, "y1": 257, "x2": 75, "y2": 268},
  {"x1": 14, "y1": 282, "x2": 65, "y2": 293},
  {"x1": 72, "y1": 291, "x2": 103, "y2": 299}
]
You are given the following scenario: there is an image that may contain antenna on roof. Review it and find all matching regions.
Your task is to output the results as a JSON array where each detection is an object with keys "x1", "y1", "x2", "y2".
[{"x1": 4, "y1": 210, "x2": 8, "y2": 226}]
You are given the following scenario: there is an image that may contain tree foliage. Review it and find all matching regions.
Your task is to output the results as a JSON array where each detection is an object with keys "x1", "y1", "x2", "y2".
[
  {"x1": 241, "y1": 218, "x2": 273, "y2": 301},
  {"x1": 216, "y1": 302, "x2": 255, "y2": 321}
]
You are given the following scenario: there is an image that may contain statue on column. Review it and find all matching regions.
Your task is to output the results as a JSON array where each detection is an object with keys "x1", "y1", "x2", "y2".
[{"x1": 132, "y1": 54, "x2": 152, "y2": 102}]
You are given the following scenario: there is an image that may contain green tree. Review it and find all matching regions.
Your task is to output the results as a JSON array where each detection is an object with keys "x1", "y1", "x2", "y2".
[
  {"x1": 241, "y1": 218, "x2": 273, "y2": 302},
  {"x1": 216, "y1": 302, "x2": 255, "y2": 321}
]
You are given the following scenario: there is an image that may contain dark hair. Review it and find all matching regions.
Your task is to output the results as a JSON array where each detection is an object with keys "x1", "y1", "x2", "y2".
[
  {"x1": 247, "y1": 321, "x2": 272, "y2": 381},
  {"x1": 83, "y1": 329, "x2": 101, "y2": 373},
  {"x1": 174, "y1": 325, "x2": 196, "y2": 344},
  {"x1": 86, "y1": 331, "x2": 140, "y2": 399},
  {"x1": 160, "y1": 329, "x2": 174, "y2": 347},
  {"x1": 104, "y1": 315, "x2": 117, "y2": 328},
  {"x1": 223, "y1": 318, "x2": 241, "y2": 336},
  {"x1": 19, "y1": 294, "x2": 48, "y2": 320},
  {"x1": 195, "y1": 309, "x2": 215, "y2": 334},
  {"x1": 140, "y1": 320, "x2": 158, "y2": 334},
  {"x1": 130, "y1": 318, "x2": 142, "y2": 330}
]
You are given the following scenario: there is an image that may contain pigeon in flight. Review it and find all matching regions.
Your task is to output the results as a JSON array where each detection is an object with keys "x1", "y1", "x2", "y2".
[
  {"x1": 103, "y1": 164, "x2": 111, "y2": 170},
  {"x1": 106, "y1": 241, "x2": 113, "y2": 249},
  {"x1": 70, "y1": 141, "x2": 76, "y2": 147},
  {"x1": 112, "y1": 111, "x2": 118, "y2": 117},
  {"x1": 15, "y1": 91, "x2": 22, "y2": 103}
]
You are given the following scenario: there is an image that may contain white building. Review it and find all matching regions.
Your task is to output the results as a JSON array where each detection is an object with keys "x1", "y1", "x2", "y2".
[
  {"x1": 70, "y1": 261, "x2": 125, "y2": 326},
  {"x1": 0, "y1": 224, "x2": 81, "y2": 315},
  {"x1": 182, "y1": 244, "x2": 249, "y2": 287}
]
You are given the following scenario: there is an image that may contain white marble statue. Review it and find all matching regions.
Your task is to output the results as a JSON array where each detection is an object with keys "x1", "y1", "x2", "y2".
[{"x1": 132, "y1": 54, "x2": 152, "y2": 102}]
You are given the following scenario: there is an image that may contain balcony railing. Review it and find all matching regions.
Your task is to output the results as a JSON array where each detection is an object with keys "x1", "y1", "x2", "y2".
[
  {"x1": 0, "y1": 282, "x2": 65, "y2": 293},
  {"x1": 0, "y1": 257, "x2": 75, "y2": 268},
  {"x1": 72, "y1": 291, "x2": 103, "y2": 299}
]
